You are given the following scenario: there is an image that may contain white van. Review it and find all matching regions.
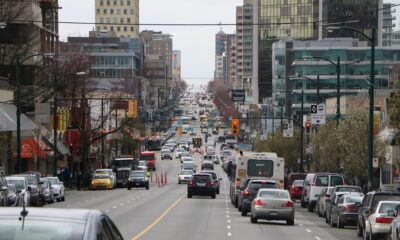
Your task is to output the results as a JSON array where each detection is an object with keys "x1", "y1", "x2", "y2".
[{"x1": 301, "y1": 173, "x2": 345, "y2": 212}]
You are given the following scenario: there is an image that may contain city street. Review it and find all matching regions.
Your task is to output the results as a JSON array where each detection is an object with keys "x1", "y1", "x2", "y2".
[{"x1": 46, "y1": 157, "x2": 360, "y2": 240}]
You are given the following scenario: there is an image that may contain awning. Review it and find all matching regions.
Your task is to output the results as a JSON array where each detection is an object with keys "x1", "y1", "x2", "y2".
[
  {"x1": 20, "y1": 139, "x2": 47, "y2": 159},
  {"x1": 43, "y1": 135, "x2": 70, "y2": 156},
  {"x1": 0, "y1": 103, "x2": 38, "y2": 132}
]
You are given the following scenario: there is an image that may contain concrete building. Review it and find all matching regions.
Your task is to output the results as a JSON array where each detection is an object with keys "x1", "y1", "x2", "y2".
[
  {"x1": 144, "y1": 55, "x2": 168, "y2": 108},
  {"x1": 236, "y1": 0, "x2": 254, "y2": 102},
  {"x1": 95, "y1": 0, "x2": 139, "y2": 38},
  {"x1": 382, "y1": 3, "x2": 396, "y2": 47},
  {"x1": 226, "y1": 34, "x2": 237, "y2": 87},
  {"x1": 172, "y1": 50, "x2": 181, "y2": 83},
  {"x1": 214, "y1": 30, "x2": 228, "y2": 81},
  {"x1": 393, "y1": 30, "x2": 400, "y2": 46},
  {"x1": 253, "y1": 0, "x2": 382, "y2": 104},
  {"x1": 272, "y1": 38, "x2": 396, "y2": 117}
]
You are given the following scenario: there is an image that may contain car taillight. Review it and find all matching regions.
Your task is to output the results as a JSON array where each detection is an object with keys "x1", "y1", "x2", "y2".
[
  {"x1": 207, "y1": 181, "x2": 214, "y2": 186},
  {"x1": 255, "y1": 199, "x2": 267, "y2": 206},
  {"x1": 244, "y1": 189, "x2": 252, "y2": 196},
  {"x1": 343, "y1": 204, "x2": 356, "y2": 212},
  {"x1": 282, "y1": 201, "x2": 294, "y2": 208},
  {"x1": 188, "y1": 181, "x2": 194, "y2": 187},
  {"x1": 376, "y1": 217, "x2": 394, "y2": 224}
]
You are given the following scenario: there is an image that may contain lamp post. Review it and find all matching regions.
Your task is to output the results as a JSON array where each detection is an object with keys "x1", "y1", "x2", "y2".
[
  {"x1": 15, "y1": 53, "x2": 54, "y2": 173},
  {"x1": 76, "y1": 71, "x2": 87, "y2": 178},
  {"x1": 328, "y1": 26, "x2": 376, "y2": 191}
]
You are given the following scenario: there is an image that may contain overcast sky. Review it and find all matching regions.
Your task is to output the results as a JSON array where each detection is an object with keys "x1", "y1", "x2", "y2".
[{"x1": 59, "y1": 0, "x2": 400, "y2": 87}]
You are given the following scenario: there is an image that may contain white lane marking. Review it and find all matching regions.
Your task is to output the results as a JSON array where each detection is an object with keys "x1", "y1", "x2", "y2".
[
  {"x1": 227, "y1": 232, "x2": 232, "y2": 237},
  {"x1": 112, "y1": 206, "x2": 117, "y2": 209},
  {"x1": 226, "y1": 210, "x2": 230, "y2": 214},
  {"x1": 226, "y1": 215, "x2": 230, "y2": 218},
  {"x1": 67, "y1": 205, "x2": 71, "y2": 207},
  {"x1": 127, "y1": 200, "x2": 131, "y2": 203},
  {"x1": 299, "y1": 224, "x2": 304, "y2": 227},
  {"x1": 227, "y1": 220, "x2": 231, "y2": 223},
  {"x1": 227, "y1": 225, "x2": 231, "y2": 229},
  {"x1": 105, "y1": 210, "x2": 110, "y2": 213},
  {"x1": 305, "y1": 229, "x2": 312, "y2": 233},
  {"x1": 315, "y1": 237, "x2": 321, "y2": 240},
  {"x1": 120, "y1": 203, "x2": 124, "y2": 206}
]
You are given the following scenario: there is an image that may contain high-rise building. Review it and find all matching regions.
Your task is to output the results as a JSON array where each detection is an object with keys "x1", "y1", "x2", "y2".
[
  {"x1": 172, "y1": 50, "x2": 181, "y2": 82},
  {"x1": 253, "y1": 0, "x2": 381, "y2": 104},
  {"x1": 236, "y1": 0, "x2": 254, "y2": 102},
  {"x1": 215, "y1": 29, "x2": 227, "y2": 81},
  {"x1": 226, "y1": 35, "x2": 237, "y2": 87},
  {"x1": 95, "y1": 0, "x2": 139, "y2": 38},
  {"x1": 382, "y1": 3, "x2": 396, "y2": 47}
]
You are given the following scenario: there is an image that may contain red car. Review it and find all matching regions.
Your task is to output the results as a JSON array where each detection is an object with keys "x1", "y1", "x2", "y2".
[{"x1": 289, "y1": 180, "x2": 304, "y2": 200}]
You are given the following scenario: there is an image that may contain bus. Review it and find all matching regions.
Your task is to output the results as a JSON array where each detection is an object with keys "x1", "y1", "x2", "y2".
[{"x1": 230, "y1": 152, "x2": 285, "y2": 206}]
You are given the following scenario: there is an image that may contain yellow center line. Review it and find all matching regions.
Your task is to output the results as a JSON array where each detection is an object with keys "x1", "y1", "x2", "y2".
[{"x1": 131, "y1": 193, "x2": 185, "y2": 240}]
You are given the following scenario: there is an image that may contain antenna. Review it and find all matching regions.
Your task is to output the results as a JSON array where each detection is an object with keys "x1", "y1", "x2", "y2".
[{"x1": 18, "y1": 192, "x2": 29, "y2": 230}]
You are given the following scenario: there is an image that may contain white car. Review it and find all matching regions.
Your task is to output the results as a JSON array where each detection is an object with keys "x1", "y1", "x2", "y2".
[
  {"x1": 46, "y1": 177, "x2": 65, "y2": 202},
  {"x1": 175, "y1": 147, "x2": 185, "y2": 159},
  {"x1": 364, "y1": 200, "x2": 400, "y2": 239},
  {"x1": 206, "y1": 146, "x2": 215, "y2": 155},
  {"x1": 94, "y1": 169, "x2": 116, "y2": 188},
  {"x1": 138, "y1": 161, "x2": 148, "y2": 171},
  {"x1": 6, "y1": 176, "x2": 30, "y2": 206},
  {"x1": 181, "y1": 156, "x2": 194, "y2": 164},
  {"x1": 178, "y1": 170, "x2": 194, "y2": 184}
]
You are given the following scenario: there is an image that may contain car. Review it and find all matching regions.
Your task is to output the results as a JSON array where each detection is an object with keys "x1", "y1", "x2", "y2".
[
  {"x1": 178, "y1": 170, "x2": 194, "y2": 184},
  {"x1": 387, "y1": 204, "x2": 400, "y2": 240},
  {"x1": 0, "y1": 171, "x2": 8, "y2": 206},
  {"x1": 6, "y1": 184, "x2": 19, "y2": 206},
  {"x1": 40, "y1": 178, "x2": 54, "y2": 204},
  {"x1": 0, "y1": 208, "x2": 124, "y2": 239},
  {"x1": 364, "y1": 201, "x2": 400, "y2": 239},
  {"x1": 250, "y1": 189, "x2": 295, "y2": 225},
  {"x1": 138, "y1": 160, "x2": 148, "y2": 171},
  {"x1": 287, "y1": 172, "x2": 307, "y2": 190},
  {"x1": 5, "y1": 176, "x2": 30, "y2": 206},
  {"x1": 181, "y1": 156, "x2": 194, "y2": 164},
  {"x1": 19, "y1": 174, "x2": 42, "y2": 206},
  {"x1": 203, "y1": 154, "x2": 219, "y2": 164},
  {"x1": 240, "y1": 179, "x2": 278, "y2": 216},
  {"x1": 127, "y1": 170, "x2": 149, "y2": 190},
  {"x1": 218, "y1": 135, "x2": 226, "y2": 143},
  {"x1": 325, "y1": 185, "x2": 362, "y2": 224},
  {"x1": 356, "y1": 191, "x2": 400, "y2": 237},
  {"x1": 316, "y1": 186, "x2": 334, "y2": 218},
  {"x1": 201, "y1": 160, "x2": 214, "y2": 170},
  {"x1": 187, "y1": 173, "x2": 216, "y2": 199},
  {"x1": 94, "y1": 169, "x2": 116, "y2": 188},
  {"x1": 200, "y1": 170, "x2": 222, "y2": 194},
  {"x1": 301, "y1": 173, "x2": 345, "y2": 212},
  {"x1": 289, "y1": 180, "x2": 304, "y2": 200},
  {"x1": 90, "y1": 174, "x2": 113, "y2": 190},
  {"x1": 181, "y1": 151, "x2": 191, "y2": 159},
  {"x1": 46, "y1": 177, "x2": 66, "y2": 201},
  {"x1": 329, "y1": 193, "x2": 363, "y2": 228},
  {"x1": 201, "y1": 128, "x2": 208, "y2": 134},
  {"x1": 161, "y1": 148, "x2": 173, "y2": 160},
  {"x1": 237, "y1": 177, "x2": 259, "y2": 211},
  {"x1": 181, "y1": 162, "x2": 196, "y2": 173},
  {"x1": 163, "y1": 143, "x2": 175, "y2": 152},
  {"x1": 175, "y1": 147, "x2": 185, "y2": 159},
  {"x1": 179, "y1": 141, "x2": 189, "y2": 151}
]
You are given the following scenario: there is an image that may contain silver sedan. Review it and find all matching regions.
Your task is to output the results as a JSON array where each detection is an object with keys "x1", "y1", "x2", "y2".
[{"x1": 250, "y1": 189, "x2": 295, "y2": 225}]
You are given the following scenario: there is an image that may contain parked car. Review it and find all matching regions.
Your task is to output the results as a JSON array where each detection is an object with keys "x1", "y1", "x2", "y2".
[
  {"x1": 301, "y1": 173, "x2": 345, "y2": 212},
  {"x1": 40, "y1": 178, "x2": 54, "y2": 204},
  {"x1": 329, "y1": 193, "x2": 363, "y2": 228},
  {"x1": 19, "y1": 174, "x2": 42, "y2": 206},
  {"x1": 316, "y1": 187, "x2": 334, "y2": 218},
  {"x1": 90, "y1": 174, "x2": 113, "y2": 190},
  {"x1": 250, "y1": 189, "x2": 295, "y2": 225},
  {"x1": 364, "y1": 201, "x2": 400, "y2": 239},
  {"x1": 94, "y1": 169, "x2": 116, "y2": 188},
  {"x1": 0, "y1": 208, "x2": 124, "y2": 239},
  {"x1": 386, "y1": 204, "x2": 400, "y2": 240},
  {"x1": 289, "y1": 180, "x2": 304, "y2": 200},
  {"x1": 5, "y1": 176, "x2": 30, "y2": 206},
  {"x1": 6, "y1": 184, "x2": 19, "y2": 206},
  {"x1": 178, "y1": 170, "x2": 194, "y2": 184},
  {"x1": 200, "y1": 170, "x2": 222, "y2": 194},
  {"x1": 356, "y1": 191, "x2": 400, "y2": 237},
  {"x1": 0, "y1": 171, "x2": 8, "y2": 206},
  {"x1": 187, "y1": 173, "x2": 216, "y2": 199},
  {"x1": 325, "y1": 185, "x2": 362, "y2": 224},
  {"x1": 46, "y1": 177, "x2": 66, "y2": 201},
  {"x1": 127, "y1": 170, "x2": 149, "y2": 190},
  {"x1": 240, "y1": 179, "x2": 278, "y2": 216}
]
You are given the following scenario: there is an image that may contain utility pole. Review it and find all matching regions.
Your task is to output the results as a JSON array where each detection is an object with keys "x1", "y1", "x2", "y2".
[
  {"x1": 53, "y1": 72, "x2": 58, "y2": 176},
  {"x1": 300, "y1": 89, "x2": 304, "y2": 173}
]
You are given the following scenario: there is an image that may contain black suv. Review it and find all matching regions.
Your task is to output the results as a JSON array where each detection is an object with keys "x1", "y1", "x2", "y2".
[
  {"x1": 127, "y1": 171, "x2": 149, "y2": 190},
  {"x1": 240, "y1": 179, "x2": 278, "y2": 216},
  {"x1": 237, "y1": 177, "x2": 258, "y2": 211},
  {"x1": 200, "y1": 171, "x2": 222, "y2": 194},
  {"x1": 187, "y1": 173, "x2": 216, "y2": 199},
  {"x1": 356, "y1": 191, "x2": 400, "y2": 237}
]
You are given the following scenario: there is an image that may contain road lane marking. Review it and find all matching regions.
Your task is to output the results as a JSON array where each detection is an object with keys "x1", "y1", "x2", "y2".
[
  {"x1": 315, "y1": 237, "x2": 321, "y2": 240},
  {"x1": 305, "y1": 229, "x2": 312, "y2": 233},
  {"x1": 105, "y1": 210, "x2": 110, "y2": 213},
  {"x1": 227, "y1": 232, "x2": 232, "y2": 237},
  {"x1": 226, "y1": 215, "x2": 230, "y2": 218},
  {"x1": 112, "y1": 206, "x2": 117, "y2": 209},
  {"x1": 131, "y1": 194, "x2": 185, "y2": 240},
  {"x1": 227, "y1": 220, "x2": 231, "y2": 223},
  {"x1": 227, "y1": 225, "x2": 231, "y2": 229},
  {"x1": 299, "y1": 224, "x2": 304, "y2": 227}
]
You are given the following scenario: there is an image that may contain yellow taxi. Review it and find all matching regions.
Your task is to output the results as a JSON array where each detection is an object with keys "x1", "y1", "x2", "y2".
[{"x1": 90, "y1": 174, "x2": 113, "y2": 190}]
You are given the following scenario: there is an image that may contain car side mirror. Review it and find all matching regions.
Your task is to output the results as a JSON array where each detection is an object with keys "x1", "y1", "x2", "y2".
[
  {"x1": 27, "y1": 186, "x2": 32, "y2": 191},
  {"x1": 388, "y1": 210, "x2": 396, "y2": 217},
  {"x1": 355, "y1": 202, "x2": 362, "y2": 208}
]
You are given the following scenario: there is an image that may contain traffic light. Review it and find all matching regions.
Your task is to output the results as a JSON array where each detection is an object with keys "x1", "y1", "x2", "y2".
[
  {"x1": 305, "y1": 120, "x2": 311, "y2": 133},
  {"x1": 231, "y1": 118, "x2": 240, "y2": 136}
]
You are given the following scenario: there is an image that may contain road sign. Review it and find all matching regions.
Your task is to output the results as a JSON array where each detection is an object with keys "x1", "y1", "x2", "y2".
[
  {"x1": 231, "y1": 90, "x2": 245, "y2": 102},
  {"x1": 282, "y1": 119, "x2": 293, "y2": 138},
  {"x1": 310, "y1": 104, "x2": 317, "y2": 114},
  {"x1": 311, "y1": 114, "x2": 326, "y2": 125},
  {"x1": 317, "y1": 104, "x2": 325, "y2": 114}
]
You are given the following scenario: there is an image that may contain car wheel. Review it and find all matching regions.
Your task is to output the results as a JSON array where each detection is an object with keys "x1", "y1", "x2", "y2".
[
  {"x1": 325, "y1": 211, "x2": 329, "y2": 224},
  {"x1": 216, "y1": 189, "x2": 220, "y2": 194},
  {"x1": 287, "y1": 218, "x2": 294, "y2": 226},
  {"x1": 57, "y1": 198, "x2": 61, "y2": 202},
  {"x1": 337, "y1": 215, "x2": 344, "y2": 228},
  {"x1": 250, "y1": 216, "x2": 258, "y2": 224},
  {"x1": 307, "y1": 202, "x2": 314, "y2": 212},
  {"x1": 357, "y1": 223, "x2": 363, "y2": 237},
  {"x1": 300, "y1": 197, "x2": 306, "y2": 208},
  {"x1": 61, "y1": 196, "x2": 65, "y2": 201},
  {"x1": 330, "y1": 215, "x2": 336, "y2": 227},
  {"x1": 178, "y1": 181, "x2": 181, "y2": 184},
  {"x1": 127, "y1": 187, "x2": 131, "y2": 190},
  {"x1": 187, "y1": 193, "x2": 192, "y2": 198},
  {"x1": 146, "y1": 185, "x2": 149, "y2": 190},
  {"x1": 241, "y1": 209, "x2": 247, "y2": 216}
]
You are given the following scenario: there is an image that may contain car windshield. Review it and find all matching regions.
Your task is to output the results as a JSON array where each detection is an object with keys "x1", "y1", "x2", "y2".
[
  {"x1": 336, "y1": 187, "x2": 361, "y2": 193},
  {"x1": 346, "y1": 196, "x2": 363, "y2": 203},
  {"x1": 293, "y1": 180, "x2": 304, "y2": 187},
  {"x1": 182, "y1": 158, "x2": 193, "y2": 162},
  {"x1": 250, "y1": 182, "x2": 277, "y2": 190},
  {"x1": 95, "y1": 170, "x2": 110, "y2": 175},
  {"x1": 7, "y1": 180, "x2": 24, "y2": 191},
  {"x1": 140, "y1": 155, "x2": 155, "y2": 161},
  {"x1": 259, "y1": 190, "x2": 289, "y2": 199},
  {"x1": 372, "y1": 195, "x2": 400, "y2": 209},
  {"x1": 94, "y1": 175, "x2": 110, "y2": 179},
  {"x1": 47, "y1": 178, "x2": 59, "y2": 185},
  {"x1": 131, "y1": 172, "x2": 145, "y2": 177},
  {"x1": 180, "y1": 171, "x2": 193, "y2": 175},
  {"x1": 25, "y1": 176, "x2": 37, "y2": 185},
  {"x1": 0, "y1": 219, "x2": 85, "y2": 240},
  {"x1": 379, "y1": 202, "x2": 400, "y2": 213}
]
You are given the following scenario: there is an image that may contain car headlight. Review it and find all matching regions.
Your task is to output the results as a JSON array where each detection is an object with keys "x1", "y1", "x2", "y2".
[{"x1": 91, "y1": 181, "x2": 95, "y2": 185}]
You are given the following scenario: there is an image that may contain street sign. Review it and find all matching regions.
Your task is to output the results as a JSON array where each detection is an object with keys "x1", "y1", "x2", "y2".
[
  {"x1": 317, "y1": 104, "x2": 325, "y2": 114},
  {"x1": 310, "y1": 104, "x2": 317, "y2": 114},
  {"x1": 231, "y1": 90, "x2": 245, "y2": 102},
  {"x1": 282, "y1": 119, "x2": 293, "y2": 138},
  {"x1": 311, "y1": 114, "x2": 326, "y2": 125}
]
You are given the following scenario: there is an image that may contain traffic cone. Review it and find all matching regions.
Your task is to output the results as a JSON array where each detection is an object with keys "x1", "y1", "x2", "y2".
[
  {"x1": 161, "y1": 172, "x2": 164, "y2": 187},
  {"x1": 164, "y1": 172, "x2": 167, "y2": 185}
]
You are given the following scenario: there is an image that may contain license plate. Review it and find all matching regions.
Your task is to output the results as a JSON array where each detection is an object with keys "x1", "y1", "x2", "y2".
[
  {"x1": 269, "y1": 212, "x2": 278, "y2": 216},
  {"x1": 135, "y1": 183, "x2": 140, "y2": 186},
  {"x1": 197, "y1": 183, "x2": 206, "y2": 187}
]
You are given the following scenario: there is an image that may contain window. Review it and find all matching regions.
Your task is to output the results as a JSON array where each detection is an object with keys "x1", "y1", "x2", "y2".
[
  {"x1": 127, "y1": 18, "x2": 130, "y2": 23},
  {"x1": 120, "y1": 18, "x2": 124, "y2": 23},
  {"x1": 315, "y1": 176, "x2": 328, "y2": 186},
  {"x1": 110, "y1": 9, "x2": 114, "y2": 14},
  {"x1": 97, "y1": 218, "x2": 113, "y2": 240},
  {"x1": 96, "y1": 9, "x2": 100, "y2": 14},
  {"x1": 127, "y1": 1, "x2": 131, "y2": 6},
  {"x1": 100, "y1": 0, "x2": 103, "y2": 6},
  {"x1": 124, "y1": 26, "x2": 127, "y2": 32},
  {"x1": 117, "y1": 26, "x2": 120, "y2": 31},
  {"x1": 330, "y1": 176, "x2": 344, "y2": 186},
  {"x1": 120, "y1": 0, "x2": 123, "y2": 5},
  {"x1": 110, "y1": 26, "x2": 114, "y2": 31},
  {"x1": 113, "y1": 0, "x2": 117, "y2": 5},
  {"x1": 124, "y1": 9, "x2": 127, "y2": 14},
  {"x1": 247, "y1": 160, "x2": 273, "y2": 177},
  {"x1": 106, "y1": 0, "x2": 110, "y2": 6},
  {"x1": 130, "y1": 26, "x2": 134, "y2": 32},
  {"x1": 103, "y1": 9, "x2": 107, "y2": 14}
]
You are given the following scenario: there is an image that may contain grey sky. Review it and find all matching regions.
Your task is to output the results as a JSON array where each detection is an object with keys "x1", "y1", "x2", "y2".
[{"x1": 59, "y1": 1, "x2": 400, "y2": 86}]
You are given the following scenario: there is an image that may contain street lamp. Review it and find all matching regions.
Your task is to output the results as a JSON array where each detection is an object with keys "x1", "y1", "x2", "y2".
[
  {"x1": 15, "y1": 52, "x2": 54, "y2": 173},
  {"x1": 76, "y1": 71, "x2": 87, "y2": 179},
  {"x1": 327, "y1": 26, "x2": 376, "y2": 191}
]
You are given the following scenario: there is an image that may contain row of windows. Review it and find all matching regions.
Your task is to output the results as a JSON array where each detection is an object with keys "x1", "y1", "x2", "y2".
[
  {"x1": 97, "y1": 25, "x2": 135, "y2": 33},
  {"x1": 91, "y1": 69, "x2": 134, "y2": 78},
  {"x1": 99, "y1": 17, "x2": 134, "y2": 24},
  {"x1": 99, "y1": 0, "x2": 132, "y2": 7},
  {"x1": 92, "y1": 56, "x2": 134, "y2": 66},
  {"x1": 97, "y1": 8, "x2": 134, "y2": 15}
]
